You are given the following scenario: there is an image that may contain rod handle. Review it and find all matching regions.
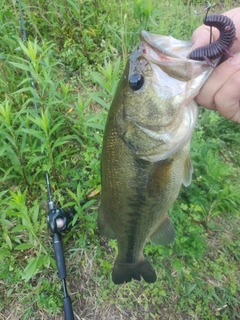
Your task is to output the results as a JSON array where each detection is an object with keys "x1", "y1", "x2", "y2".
[
  {"x1": 53, "y1": 233, "x2": 66, "y2": 279},
  {"x1": 63, "y1": 296, "x2": 74, "y2": 320}
]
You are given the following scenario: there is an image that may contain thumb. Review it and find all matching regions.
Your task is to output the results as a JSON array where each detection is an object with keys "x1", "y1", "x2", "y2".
[{"x1": 190, "y1": 26, "x2": 219, "y2": 51}]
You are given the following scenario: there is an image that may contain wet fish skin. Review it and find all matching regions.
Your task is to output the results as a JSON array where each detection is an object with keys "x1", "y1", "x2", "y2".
[{"x1": 98, "y1": 31, "x2": 218, "y2": 284}]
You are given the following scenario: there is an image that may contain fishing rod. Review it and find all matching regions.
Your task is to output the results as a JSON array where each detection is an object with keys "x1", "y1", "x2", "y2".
[{"x1": 18, "y1": 1, "x2": 75, "y2": 319}]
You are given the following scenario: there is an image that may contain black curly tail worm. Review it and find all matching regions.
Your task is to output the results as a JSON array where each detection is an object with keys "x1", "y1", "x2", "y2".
[{"x1": 189, "y1": 14, "x2": 236, "y2": 67}]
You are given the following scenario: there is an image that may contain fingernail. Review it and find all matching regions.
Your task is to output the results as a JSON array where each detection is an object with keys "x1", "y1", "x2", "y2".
[{"x1": 230, "y1": 53, "x2": 240, "y2": 65}]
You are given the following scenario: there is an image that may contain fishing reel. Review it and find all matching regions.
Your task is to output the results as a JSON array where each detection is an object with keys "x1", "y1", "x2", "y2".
[
  {"x1": 46, "y1": 204, "x2": 76, "y2": 320},
  {"x1": 48, "y1": 206, "x2": 76, "y2": 234}
]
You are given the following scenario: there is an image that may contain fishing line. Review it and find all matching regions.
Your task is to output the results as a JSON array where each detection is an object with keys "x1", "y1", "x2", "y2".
[{"x1": 17, "y1": 0, "x2": 75, "y2": 319}]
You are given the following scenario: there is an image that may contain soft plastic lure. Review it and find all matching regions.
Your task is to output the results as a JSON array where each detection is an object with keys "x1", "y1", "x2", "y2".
[{"x1": 189, "y1": 13, "x2": 236, "y2": 67}]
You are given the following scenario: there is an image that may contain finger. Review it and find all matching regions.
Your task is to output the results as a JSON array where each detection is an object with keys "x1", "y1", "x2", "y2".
[
  {"x1": 191, "y1": 26, "x2": 219, "y2": 51},
  {"x1": 191, "y1": 8, "x2": 240, "y2": 54},
  {"x1": 195, "y1": 52, "x2": 240, "y2": 110},
  {"x1": 214, "y1": 69, "x2": 240, "y2": 122}
]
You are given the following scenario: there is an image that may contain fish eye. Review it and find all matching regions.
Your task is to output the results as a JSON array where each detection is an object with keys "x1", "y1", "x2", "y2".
[{"x1": 129, "y1": 73, "x2": 144, "y2": 91}]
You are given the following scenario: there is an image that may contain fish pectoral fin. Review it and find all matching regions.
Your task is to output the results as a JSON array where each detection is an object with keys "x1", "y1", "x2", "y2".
[
  {"x1": 147, "y1": 159, "x2": 174, "y2": 197},
  {"x1": 97, "y1": 205, "x2": 116, "y2": 239},
  {"x1": 150, "y1": 215, "x2": 175, "y2": 245},
  {"x1": 183, "y1": 155, "x2": 193, "y2": 187}
]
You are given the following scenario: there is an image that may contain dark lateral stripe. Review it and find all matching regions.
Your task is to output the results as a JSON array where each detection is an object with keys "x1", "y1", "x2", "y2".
[
  {"x1": 126, "y1": 232, "x2": 136, "y2": 263},
  {"x1": 124, "y1": 159, "x2": 149, "y2": 263}
]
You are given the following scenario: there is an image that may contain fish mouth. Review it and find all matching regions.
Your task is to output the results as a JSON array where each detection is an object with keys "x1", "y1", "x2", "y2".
[
  {"x1": 140, "y1": 30, "x2": 218, "y2": 81},
  {"x1": 140, "y1": 30, "x2": 191, "y2": 59}
]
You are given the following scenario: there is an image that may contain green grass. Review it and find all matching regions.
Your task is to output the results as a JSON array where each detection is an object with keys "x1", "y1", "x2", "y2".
[{"x1": 0, "y1": 0, "x2": 240, "y2": 319}]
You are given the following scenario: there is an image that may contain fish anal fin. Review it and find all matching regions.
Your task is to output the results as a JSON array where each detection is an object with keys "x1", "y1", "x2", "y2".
[
  {"x1": 112, "y1": 258, "x2": 157, "y2": 284},
  {"x1": 97, "y1": 205, "x2": 116, "y2": 239},
  {"x1": 183, "y1": 155, "x2": 193, "y2": 187},
  {"x1": 150, "y1": 215, "x2": 175, "y2": 245},
  {"x1": 147, "y1": 159, "x2": 174, "y2": 198}
]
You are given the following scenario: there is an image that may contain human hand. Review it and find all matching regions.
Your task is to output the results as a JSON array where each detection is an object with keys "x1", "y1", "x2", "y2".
[{"x1": 191, "y1": 8, "x2": 240, "y2": 123}]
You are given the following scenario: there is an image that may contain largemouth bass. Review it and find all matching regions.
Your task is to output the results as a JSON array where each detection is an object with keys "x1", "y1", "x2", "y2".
[{"x1": 98, "y1": 30, "x2": 219, "y2": 284}]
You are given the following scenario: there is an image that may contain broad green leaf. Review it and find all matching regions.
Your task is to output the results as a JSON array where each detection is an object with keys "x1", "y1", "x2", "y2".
[
  {"x1": 82, "y1": 199, "x2": 96, "y2": 210},
  {"x1": 66, "y1": 188, "x2": 79, "y2": 203},
  {"x1": 3, "y1": 232, "x2": 12, "y2": 250},
  {"x1": 89, "y1": 92, "x2": 109, "y2": 109},
  {"x1": 22, "y1": 256, "x2": 41, "y2": 282},
  {"x1": 9, "y1": 61, "x2": 32, "y2": 73},
  {"x1": 91, "y1": 72, "x2": 111, "y2": 93},
  {"x1": 32, "y1": 204, "x2": 40, "y2": 225},
  {"x1": 11, "y1": 225, "x2": 28, "y2": 232},
  {"x1": 0, "y1": 248, "x2": 11, "y2": 258},
  {"x1": 66, "y1": 0, "x2": 80, "y2": 19},
  {"x1": 42, "y1": 254, "x2": 51, "y2": 268},
  {"x1": 85, "y1": 122, "x2": 104, "y2": 130},
  {"x1": 14, "y1": 243, "x2": 34, "y2": 250},
  {"x1": 0, "y1": 219, "x2": 13, "y2": 227}
]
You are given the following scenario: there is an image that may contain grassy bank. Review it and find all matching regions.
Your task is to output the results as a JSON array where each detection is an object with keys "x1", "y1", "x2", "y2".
[{"x1": 0, "y1": 0, "x2": 240, "y2": 319}]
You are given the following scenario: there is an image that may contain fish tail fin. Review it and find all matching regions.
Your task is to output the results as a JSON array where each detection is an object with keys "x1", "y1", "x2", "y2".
[{"x1": 112, "y1": 258, "x2": 157, "y2": 284}]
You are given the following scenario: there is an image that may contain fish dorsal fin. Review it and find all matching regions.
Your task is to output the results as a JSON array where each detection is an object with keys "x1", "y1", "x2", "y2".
[
  {"x1": 183, "y1": 155, "x2": 193, "y2": 187},
  {"x1": 150, "y1": 215, "x2": 175, "y2": 245}
]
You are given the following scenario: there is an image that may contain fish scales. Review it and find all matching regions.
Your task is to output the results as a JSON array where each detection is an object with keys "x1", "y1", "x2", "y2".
[{"x1": 98, "y1": 30, "x2": 220, "y2": 284}]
